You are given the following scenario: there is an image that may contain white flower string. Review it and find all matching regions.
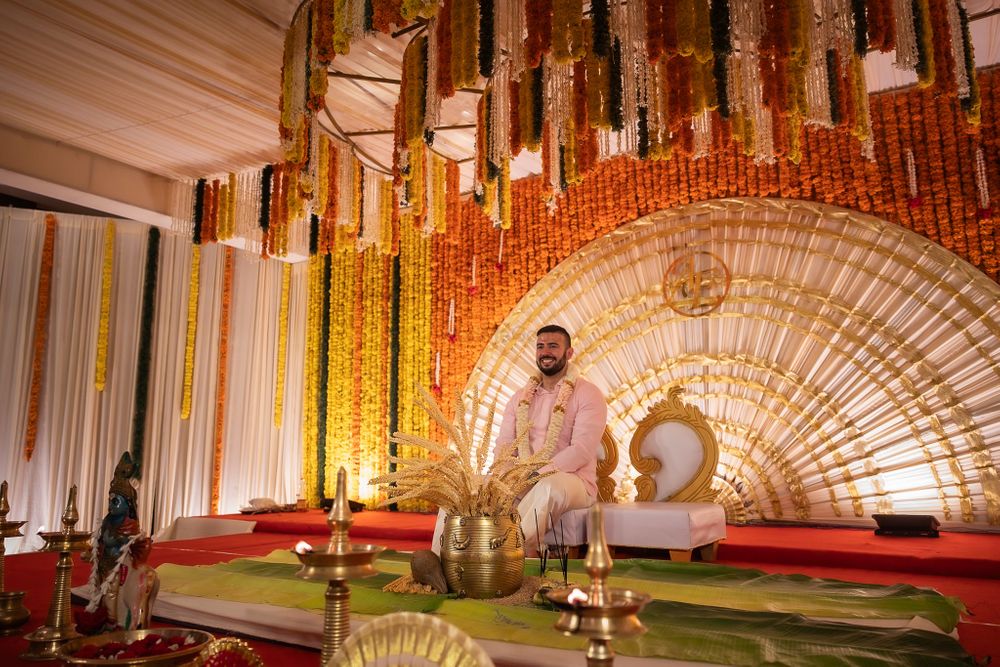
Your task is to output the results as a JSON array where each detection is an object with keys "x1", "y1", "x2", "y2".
[
  {"x1": 974, "y1": 147, "x2": 991, "y2": 215},
  {"x1": 83, "y1": 528, "x2": 143, "y2": 613},
  {"x1": 447, "y1": 298, "x2": 456, "y2": 341},
  {"x1": 359, "y1": 170, "x2": 383, "y2": 249},
  {"x1": 946, "y1": 0, "x2": 971, "y2": 99},
  {"x1": 893, "y1": 0, "x2": 919, "y2": 71},
  {"x1": 514, "y1": 364, "x2": 579, "y2": 461},
  {"x1": 497, "y1": 228, "x2": 505, "y2": 271},
  {"x1": 500, "y1": 0, "x2": 525, "y2": 80},
  {"x1": 425, "y1": 16, "x2": 442, "y2": 135},
  {"x1": 906, "y1": 149, "x2": 921, "y2": 207},
  {"x1": 489, "y1": 60, "x2": 511, "y2": 170},
  {"x1": 337, "y1": 143, "x2": 355, "y2": 227},
  {"x1": 692, "y1": 110, "x2": 712, "y2": 160},
  {"x1": 804, "y1": 10, "x2": 834, "y2": 129}
]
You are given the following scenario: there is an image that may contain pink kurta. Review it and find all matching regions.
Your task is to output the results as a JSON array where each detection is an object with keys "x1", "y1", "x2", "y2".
[{"x1": 496, "y1": 375, "x2": 607, "y2": 498}]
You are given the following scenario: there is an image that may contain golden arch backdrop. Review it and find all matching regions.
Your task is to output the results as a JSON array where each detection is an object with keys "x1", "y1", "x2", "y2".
[{"x1": 467, "y1": 198, "x2": 1000, "y2": 530}]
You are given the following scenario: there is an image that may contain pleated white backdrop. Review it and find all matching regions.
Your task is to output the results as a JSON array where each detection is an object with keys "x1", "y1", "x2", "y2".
[
  {"x1": 469, "y1": 199, "x2": 1000, "y2": 531},
  {"x1": 0, "y1": 208, "x2": 305, "y2": 552}
]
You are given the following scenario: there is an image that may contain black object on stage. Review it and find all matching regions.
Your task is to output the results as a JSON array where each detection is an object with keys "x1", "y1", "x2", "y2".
[
  {"x1": 872, "y1": 514, "x2": 940, "y2": 537},
  {"x1": 320, "y1": 497, "x2": 365, "y2": 512}
]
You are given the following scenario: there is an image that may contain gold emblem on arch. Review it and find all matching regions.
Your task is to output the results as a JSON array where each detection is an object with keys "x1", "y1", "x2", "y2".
[
  {"x1": 629, "y1": 387, "x2": 720, "y2": 503},
  {"x1": 662, "y1": 250, "x2": 731, "y2": 316}
]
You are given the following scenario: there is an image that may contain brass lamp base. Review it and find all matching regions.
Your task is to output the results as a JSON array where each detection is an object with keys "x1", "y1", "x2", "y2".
[
  {"x1": 21, "y1": 622, "x2": 83, "y2": 661},
  {"x1": 0, "y1": 590, "x2": 30, "y2": 636}
]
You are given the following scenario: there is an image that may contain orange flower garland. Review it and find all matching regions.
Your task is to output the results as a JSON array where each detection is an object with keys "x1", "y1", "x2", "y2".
[
  {"x1": 24, "y1": 213, "x2": 57, "y2": 461},
  {"x1": 426, "y1": 68, "x2": 1000, "y2": 412},
  {"x1": 210, "y1": 246, "x2": 234, "y2": 515}
]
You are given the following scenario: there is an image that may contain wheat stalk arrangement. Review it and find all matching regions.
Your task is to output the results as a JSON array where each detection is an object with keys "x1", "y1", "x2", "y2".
[{"x1": 370, "y1": 385, "x2": 554, "y2": 517}]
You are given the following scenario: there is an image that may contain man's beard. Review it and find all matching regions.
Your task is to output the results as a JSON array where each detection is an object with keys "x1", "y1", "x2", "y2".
[{"x1": 537, "y1": 353, "x2": 568, "y2": 376}]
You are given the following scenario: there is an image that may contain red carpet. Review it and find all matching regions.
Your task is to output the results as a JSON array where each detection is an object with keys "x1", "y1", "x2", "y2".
[
  {"x1": 3, "y1": 514, "x2": 998, "y2": 663},
  {"x1": 221, "y1": 508, "x2": 437, "y2": 542}
]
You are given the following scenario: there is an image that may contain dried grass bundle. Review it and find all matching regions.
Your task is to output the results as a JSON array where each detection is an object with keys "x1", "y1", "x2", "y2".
[{"x1": 370, "y1": 385, "x2": 554, "y2": 517}]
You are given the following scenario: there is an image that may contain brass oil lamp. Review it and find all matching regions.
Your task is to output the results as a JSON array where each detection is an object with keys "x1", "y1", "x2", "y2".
[
  {"x1": 546, "y1": 504, "x2": 651, "y2": 667},
  {"x1": 22, "y1": 485, "x2": 92, "y2": 660},
  {"x1": 0, "y1": 480, "x2": 30, "y2": 636},
  {"x1": 293, "y1": 467, "x2": 383, "y2": 665}
]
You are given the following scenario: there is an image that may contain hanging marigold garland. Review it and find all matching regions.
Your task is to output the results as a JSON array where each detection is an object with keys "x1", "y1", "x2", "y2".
[
  {"x1": 395, "y1": 212, "x2": 432, "y2": 510},
  {"x1": 358, "y1": 248, "x2": 390, "y2": 505},
  {"x1": 426, "y1": 68, "x2": 1000, "y2": 419},
  {"x1": 274, "y1": 262, "x2": 292, "y2": 428},
  {"x1": 324, "y1": 244, "x2": 358, "y2": 498},
  {"x1": 130, "y1": 227, "x2": 160, "y2": 477},
  {"x1": 181, "y1": 247, "x2": 201, "y2": 420},
  {"x1": 24, "y1": 213, "x2": 57, "y2": 461},
  {"x1": 94, "y1": 220, "x2": 115, "y2": 393},
  {"x1": 210, "y1": 246, "x2": 235, "y2": 515}
]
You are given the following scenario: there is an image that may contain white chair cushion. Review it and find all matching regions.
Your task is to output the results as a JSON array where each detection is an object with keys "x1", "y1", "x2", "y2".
[
  {"x1": 600, "y1": 502, "x2": 726, "y2": 550},
  {"x1": 156, "y1": 517, "x2": 256, "y2": 541},
  {"x1": 542, "y1": 506, "x2": 589, "y2": 546}
]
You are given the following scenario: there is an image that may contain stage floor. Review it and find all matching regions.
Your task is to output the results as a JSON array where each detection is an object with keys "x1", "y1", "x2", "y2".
[{"x1": 2, "y1": 513, "x2": 997, "y2": 664}]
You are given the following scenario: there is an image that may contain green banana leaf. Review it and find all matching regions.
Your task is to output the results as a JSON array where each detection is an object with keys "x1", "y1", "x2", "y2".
[{"x1": 156, "y1": 549, "x2": 973, "y2": 666}]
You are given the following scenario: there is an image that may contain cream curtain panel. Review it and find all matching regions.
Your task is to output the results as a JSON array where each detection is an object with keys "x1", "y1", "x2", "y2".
[{"x1": 0, "y1": 209, "x2": 305, "y2": 553}]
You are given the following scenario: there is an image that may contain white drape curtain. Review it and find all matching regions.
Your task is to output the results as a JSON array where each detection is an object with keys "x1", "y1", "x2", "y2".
[{"x1": 0, "y1": 209, "x2": 305, "y2": 553}]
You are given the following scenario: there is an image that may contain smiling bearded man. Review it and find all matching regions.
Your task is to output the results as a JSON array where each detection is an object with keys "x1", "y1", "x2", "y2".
[
  {"x1": 493, "y1": 324, "x2": 608, "y2": 554},
  {"x1": 430, "y1": 325, "x2": 607, "y2": 557}
]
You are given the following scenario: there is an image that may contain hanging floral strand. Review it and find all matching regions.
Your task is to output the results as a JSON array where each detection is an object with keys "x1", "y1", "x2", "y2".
[
  {"x1": 24, "y1": 214, "x2": 57, "y2": 461},
  {"x1": 181, "y1": 183, "x2": 204, "y2": 420},
  {"x1": 974, "y1": 147, "x2": 991, "y2": 219},
  {"x1": 274, "y1": 262, "x2": 292, "y2": 428},
  {"x1": 129, "y1": 227, "x2": 160, "y2": 478},
  {"x1": 94, "y1": 221, "x2": 115, "y2": 392},
  {"x1": 210, "y1": 247, "x2": 235, "y2": 514}
]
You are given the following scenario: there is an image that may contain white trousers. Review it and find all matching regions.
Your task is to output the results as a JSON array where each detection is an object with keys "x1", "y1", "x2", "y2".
[{"x1": 430, "y1": 472, "x2": 592, "y2": 555}]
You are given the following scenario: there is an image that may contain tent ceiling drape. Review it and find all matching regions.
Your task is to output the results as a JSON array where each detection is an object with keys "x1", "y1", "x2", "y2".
[{"x1": 0, "y1": 0, "x2": 997, "y2": 191}]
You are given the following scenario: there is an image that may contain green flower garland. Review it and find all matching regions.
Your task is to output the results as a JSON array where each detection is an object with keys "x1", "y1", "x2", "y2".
[{"x1": 129, "y1": 227, "x2": 160, "y2": 478}]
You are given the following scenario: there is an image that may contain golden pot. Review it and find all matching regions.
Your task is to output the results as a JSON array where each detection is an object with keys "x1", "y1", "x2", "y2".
[
  {"x1": 440, "y1": 514, "x2": 524, "y2": 599},
  {"x1": 0, "y1": 590, "x2": 30, "y2": 636}
]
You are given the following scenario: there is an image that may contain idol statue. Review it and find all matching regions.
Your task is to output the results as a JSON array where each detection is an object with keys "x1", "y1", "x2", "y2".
[{"x1": 78, "y1": 452, "x2": 159, "y2": 634}]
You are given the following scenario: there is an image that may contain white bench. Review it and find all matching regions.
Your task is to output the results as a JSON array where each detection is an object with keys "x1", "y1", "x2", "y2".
[{"x1": 543, "y1": 388, "x2": 727, "y2": 560}]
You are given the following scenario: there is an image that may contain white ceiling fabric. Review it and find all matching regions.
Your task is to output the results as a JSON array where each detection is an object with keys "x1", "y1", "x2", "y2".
[{"x1": 0, "y1": 0, "x2": 996, "y2": 188}]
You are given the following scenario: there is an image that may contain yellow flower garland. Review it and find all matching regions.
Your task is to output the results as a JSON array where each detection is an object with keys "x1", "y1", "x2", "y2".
[
  {"x1": 379, "y1": 178, "x2": 394, "y2": 254},
  {"x1": 431, "y1": 152, "x2": 447, "y2": 233},
  {"x1": 500, "y1": 160, "x2": 512, "y2": 230},
  {"x1": 180, "y1": 244, "x2": 201, "y2": 420},
  {"x1": 359, "y1": 249, "x2": 388, "y2": 505},
  {"x1": 325, "y1": 245, "x2": 357, "y2": 497},
  {"x1": 301, "y1": 255, "x2": 325, "y2": 507},
  {"x1": 95, "y1": 221, "x2": 114, "y2": 392},
  {"x1": 396, "y1": 212, "x2": 433, "y2": 510},
  {"x1": 274, "y1": 262, "x2": 292, "y2": 428}
]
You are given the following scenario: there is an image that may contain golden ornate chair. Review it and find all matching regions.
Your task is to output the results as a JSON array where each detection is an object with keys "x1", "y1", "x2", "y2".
[
  {"x1": 599, "y1": 387, "x2": 726, "y2": 561},
  {"x1": 328, "y1": 611, "x2": 494, "y2": 667}
]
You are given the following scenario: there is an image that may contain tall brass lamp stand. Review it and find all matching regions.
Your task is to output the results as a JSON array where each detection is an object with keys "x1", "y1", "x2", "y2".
[
  {"x1": 0, "y1": 481, "x2": 30, "y2": 636},
  {"x1": 22, "y1": 485, "x2": 92, "y2": 661},
  {"x1": 293, "y1": 467, "x2": 383, "y2": 665}
]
